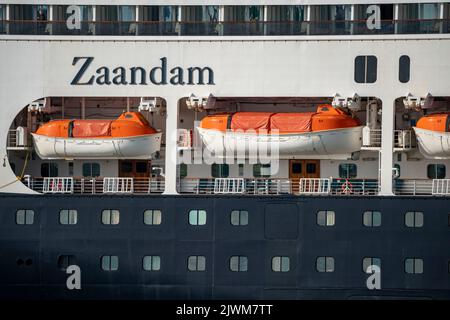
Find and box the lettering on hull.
[71,57,215,86]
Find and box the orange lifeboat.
[31,112,162,159]
[414,113,450,159]
[197,105,363,158]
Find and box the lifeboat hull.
[413,127,450,159]
[31,132,162,160]
[197,126,363,159]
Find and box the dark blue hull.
[0,194,449,300]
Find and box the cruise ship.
[1,0,450,300]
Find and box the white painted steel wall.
[1,36,450,194]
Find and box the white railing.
[213,178,245,194]
[362,128,382,148]
[394,179,433,195]
[432,179,450,195]
[394,130,414,149]
[7,127,31,150]
[103,177,134,194]
[42,177,74,194]
[299,178,331,195]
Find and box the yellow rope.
[0,150,30,190]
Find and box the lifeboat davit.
[32,112,162,159]
[413,113,450,159]
[197,105,362,158]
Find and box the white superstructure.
[1,1,450,197]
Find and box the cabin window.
[17,258,33,267]
[143,256,161,271]
[238,164,244,176]
[316,257,335,272]
[101,255,119,271]
[189,210,207,225]
[58,255,77,271]
[120,161,133,174]
[41,163,58,177]
[399,55,410,83]
[82,163,100,177]
[101,209,120,225]
[354,55,377,83]
[179,163,188,178]
[136,161,148,174]
[363,211,381,227]
[405,258,423,274]
[317,210,335,226]
[59,209,78,225]
[188,255,206,271]
[363,257,381,273]
[291,163,302,174]
[143,210,162,225]
[16,209,34,225]
[230,210,248,226]
[253,163,271,177]
[405,211,423,228]
[339,164,357,178]
[230,256,248,272]
[272,256,290,272]
[427,164,446,179]
[68,162,74,176]
[211,163,229,178]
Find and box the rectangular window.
[179,163,188,178]
[253,163,271,177]
[143,210,162,225]
[230,210,248,226]
[211,163,229,178]
[317,210,335,226]
[399,55,410,83]
[238,164,244,177]
[363,257,381,273]
[427,164,446,179]
[272,256,290,272]
[59,209,78,225]
[101,255,119,271]
[135,161,148,174]
[316,256,334,272]
[363,211,381,227]
[58,255,77,271]
[82,163,100,177]
[101,210,120,225]
[405,211,424,228]
[143,255,161,271]
[405,258,423,274]
[189,209,207,225]
[41,163,58,177]
[16,209,34,225]
[354,55,377,83]
[230,256,248,272]
[339,164,357,178]
[188,255,206,271]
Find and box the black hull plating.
[0,194,449,300]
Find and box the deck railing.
[25,177,165,195]
[180,178,378,196]
[394,179,434,195]
[1,19,449,36]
